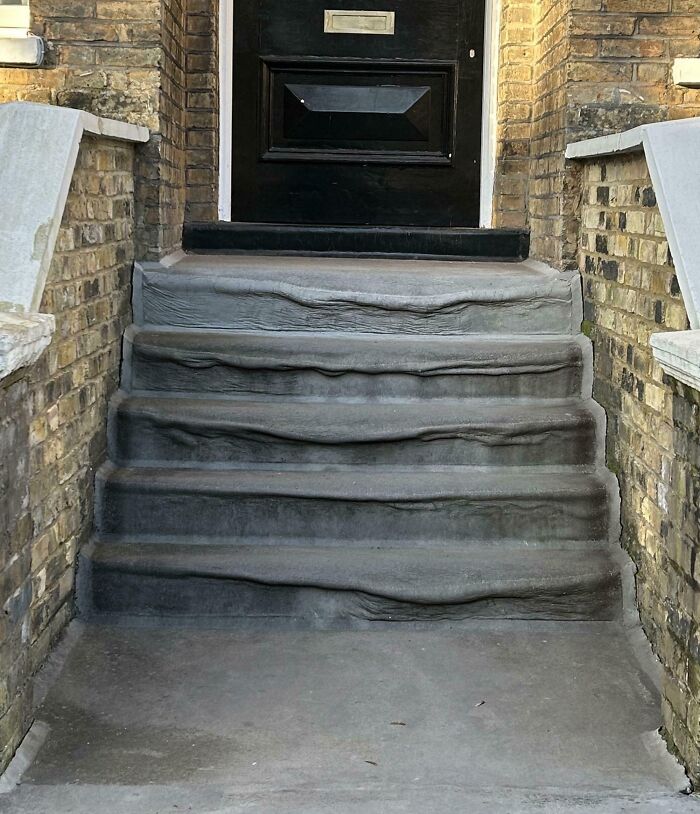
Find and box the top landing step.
[183,222,530,262]
[136,256,579,335]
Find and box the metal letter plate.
[324,10,396,35]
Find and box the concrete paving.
[1,619,699,813]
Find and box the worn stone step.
[96,466,612,544]
[85,542,620,623]
[136,256,578,335]
[125,327,588,399]
[110,395,600,467]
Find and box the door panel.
[232,0,485,226]
[264,60,454,162]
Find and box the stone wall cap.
[0,308,54,380]
[673,58,700,89]
[651,330,700,392]
[0,101,149,143]
[0,101,147,319]
[566,117,700,331]
[565,118,700,160]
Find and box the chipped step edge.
[0,720,50,794]
[0,307,54,381]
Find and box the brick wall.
[569,0,700,143]
[0,0,189,259]
[0,135,135,773]
[0,375,33,772]
[492,0,535,230]
[185,0,219,223]
[577,150,700,781]
[157,0,188,256]
[529,0,700,268]
[500,0,700,246]
[528,0,572,264]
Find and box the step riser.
[132,365,585,401]
[127,352,585,401]
[97,486,610,543]
[112,413,598,467]
[138,275,575,335]
[182,223,530,261]
[88,567,620,624]
[125,329,589,401]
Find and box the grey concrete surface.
[1,619,698,813]
[124,327,587,400]
[136,256,578,334]
[93,254,616,625]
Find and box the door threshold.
[183,222,530,261]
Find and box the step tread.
[139,258,576,335]
[148,255,572,305]
[102,465,608,500]
[129,327,584,373]
[115,394,596,441]
[90,541,618,605]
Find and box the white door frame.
[218,0,501,226]
[479,0,501,228]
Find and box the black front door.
[231,1,485,227]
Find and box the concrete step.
[96,466,612,544]
[125,327,588,399]
[137,256,578,335]
[86,542,620,623]
[110,395,600,467]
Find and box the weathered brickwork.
[577,151,700,781]
[492,0,535,229]
[0,375,33,772]
[185,0,219,223]
[0,136,135,773]
[569,0,700,142]
[528,0,572,264]
[153,0,188,256]
[3,1,699,243]
[0,0,186,259]
[529,0,700,267]
[482,0,700,242]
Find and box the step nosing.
[117,394,594,415]
[101,466,608,499]
[145,274,570,306]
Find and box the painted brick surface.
[0,135,134,773]
[578,151,700,781]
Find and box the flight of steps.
[84,254,621,626]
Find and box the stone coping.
[673,58,700,89]
[0,307,54,380]
[650,331,700,393]
[567,118,700,391]
[0,102,148,381]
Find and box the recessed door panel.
[231,0,485,226]
[263,60,454,163]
